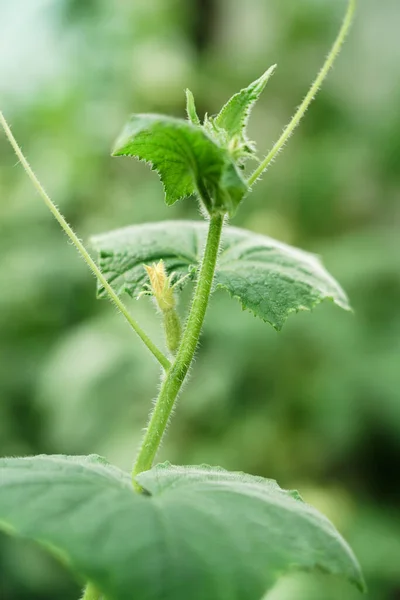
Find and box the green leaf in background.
[0,456,364,600]
[92,221,350,330]
[112,114,248,216]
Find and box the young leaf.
[92,221,350,330]
[185,89,201,125]
[0,456,364,600]
[112,114,247,216]
[214,64,276,143]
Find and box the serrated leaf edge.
[214,64,276,139]
[137,462,365,592]
[0,456,365,594]
[112,115,238,207]
[216,280,351,332]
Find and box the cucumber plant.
[0,1,365,599]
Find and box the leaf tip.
[111,138,126,157]
[252,63,277,93]
[185,88,201,126]
[264,63,277,78]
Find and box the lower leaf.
[0,455,364,600]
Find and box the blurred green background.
[0,0,399,598]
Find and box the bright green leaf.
[0,456,364,600]
[112,114,247,216]
[215,64,276,141]
[202,65,276,165]
[92,221,350,330]
[185,89,201,125]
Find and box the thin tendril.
[247,0,357,187]
[0,110,171,370]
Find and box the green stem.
[247,0,357,186]
[132,213,224,482]
[163,308,182,354]
[0,110,170,371]
[81,582,101,600]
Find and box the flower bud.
[144,261,175,313]
[144,261,182,354]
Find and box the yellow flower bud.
[144,261,175,312]
[144,260,182,354]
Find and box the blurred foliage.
[0,0,399,599]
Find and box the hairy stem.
[247,0,357,186]
[132,214,224,482]
[0,111,170,371]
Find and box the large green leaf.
[112,114,247,216]
[0,456,364,600]
[92,221,350,330]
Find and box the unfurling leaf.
[0,456,364,600]
[92,221,351,330]
[185,89,201,125]
[203,65,276,165]
[215,64,276,142]
[112,114,247,216]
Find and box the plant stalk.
[132,213,224,483]
[0,111,170,371]
[247,0,357,186]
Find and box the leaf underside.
[0,456,364,600]
[112,114,247,216]
[91,221,350,330]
